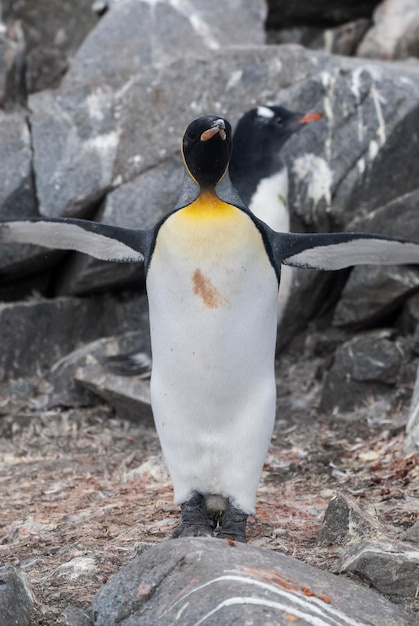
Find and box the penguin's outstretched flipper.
[0,217,148,262]
[274,231,419,271]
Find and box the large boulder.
[0,111,36,221]
[64,0,267,89]
[92,536,415,625]
[0,564,34,626]
[2,0,99,93]
[320,331,407,413]
[0,293,147,381]
[0,26,26,108]
[357,0,419,60]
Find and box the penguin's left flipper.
[0,217,149,262]
[274,231,419,271]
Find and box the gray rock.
[399,293,419,355]
[57,605,93,626]
[0,292,148,381]
[343,106,419,233]
[56,556,97,581]
[74,366,152,425]
[267,19,371,56]
[2,0,98,93]
[357,0,419,60]
[92,536,414,625]
[283,61,419,231]
[0,110,56,278]
[399,292,419,334]
[335,539,419,598]
[57,157,182,295]
[333,265,419,328]
[0,271,52,302]
[0,564,34,626]
[321,331,405,413]
[0,26,26,109]
[276,269,340,350]
[0,111,36,221]
[323,19,371,55]
[405,521,419,544]
[349,186,419,239]
[64,0,267,89]
[405,363,419,451]
[266,25,325,48]
[47,329,150,408]
[317,491,385,546]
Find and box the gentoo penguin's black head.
[229,105,323,204]
[182,116,233,189]
[234,105,322,153]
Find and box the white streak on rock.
[350,67,366,142]
[170,0,220,49]
[293,154,333,209]
[163,573,367,626]
[368,139,379,160]
[321,71,335,161]
[86,90,107,122]
[226,70,243,91]
[370,83,387,146]
[83,130,119,186]
[406,364,419,451]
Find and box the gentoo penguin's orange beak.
[297,112,323,125]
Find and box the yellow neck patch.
[180,190,237,221]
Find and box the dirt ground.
[0,339,418,624]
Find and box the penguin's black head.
[182,116,233,189]
[237,105,323,151]
[229,105,323,200]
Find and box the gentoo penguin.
[230,104,322,229]
[2,116,419,541]
[230,104,323,326]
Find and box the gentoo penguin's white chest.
[146,192,279,513]
[249,166,289,233]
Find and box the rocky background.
[0,0,419,624]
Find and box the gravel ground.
[1,334,418,624]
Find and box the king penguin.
[107,104,322,376]
[2,115,419,541]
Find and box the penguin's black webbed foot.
[216,501,248,543]
[171,492,215,539]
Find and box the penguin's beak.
[200,119,227,142]
[296,112,323,125]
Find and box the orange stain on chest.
[192,268,228,309]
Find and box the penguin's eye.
[275,117,283,126]
[187,131,197,140]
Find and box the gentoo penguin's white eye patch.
[257,106,275,119]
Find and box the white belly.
[249,168,293,326]
[146,203,278,513]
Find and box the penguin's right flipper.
[273,231,419,271]
[0,217,150,262]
